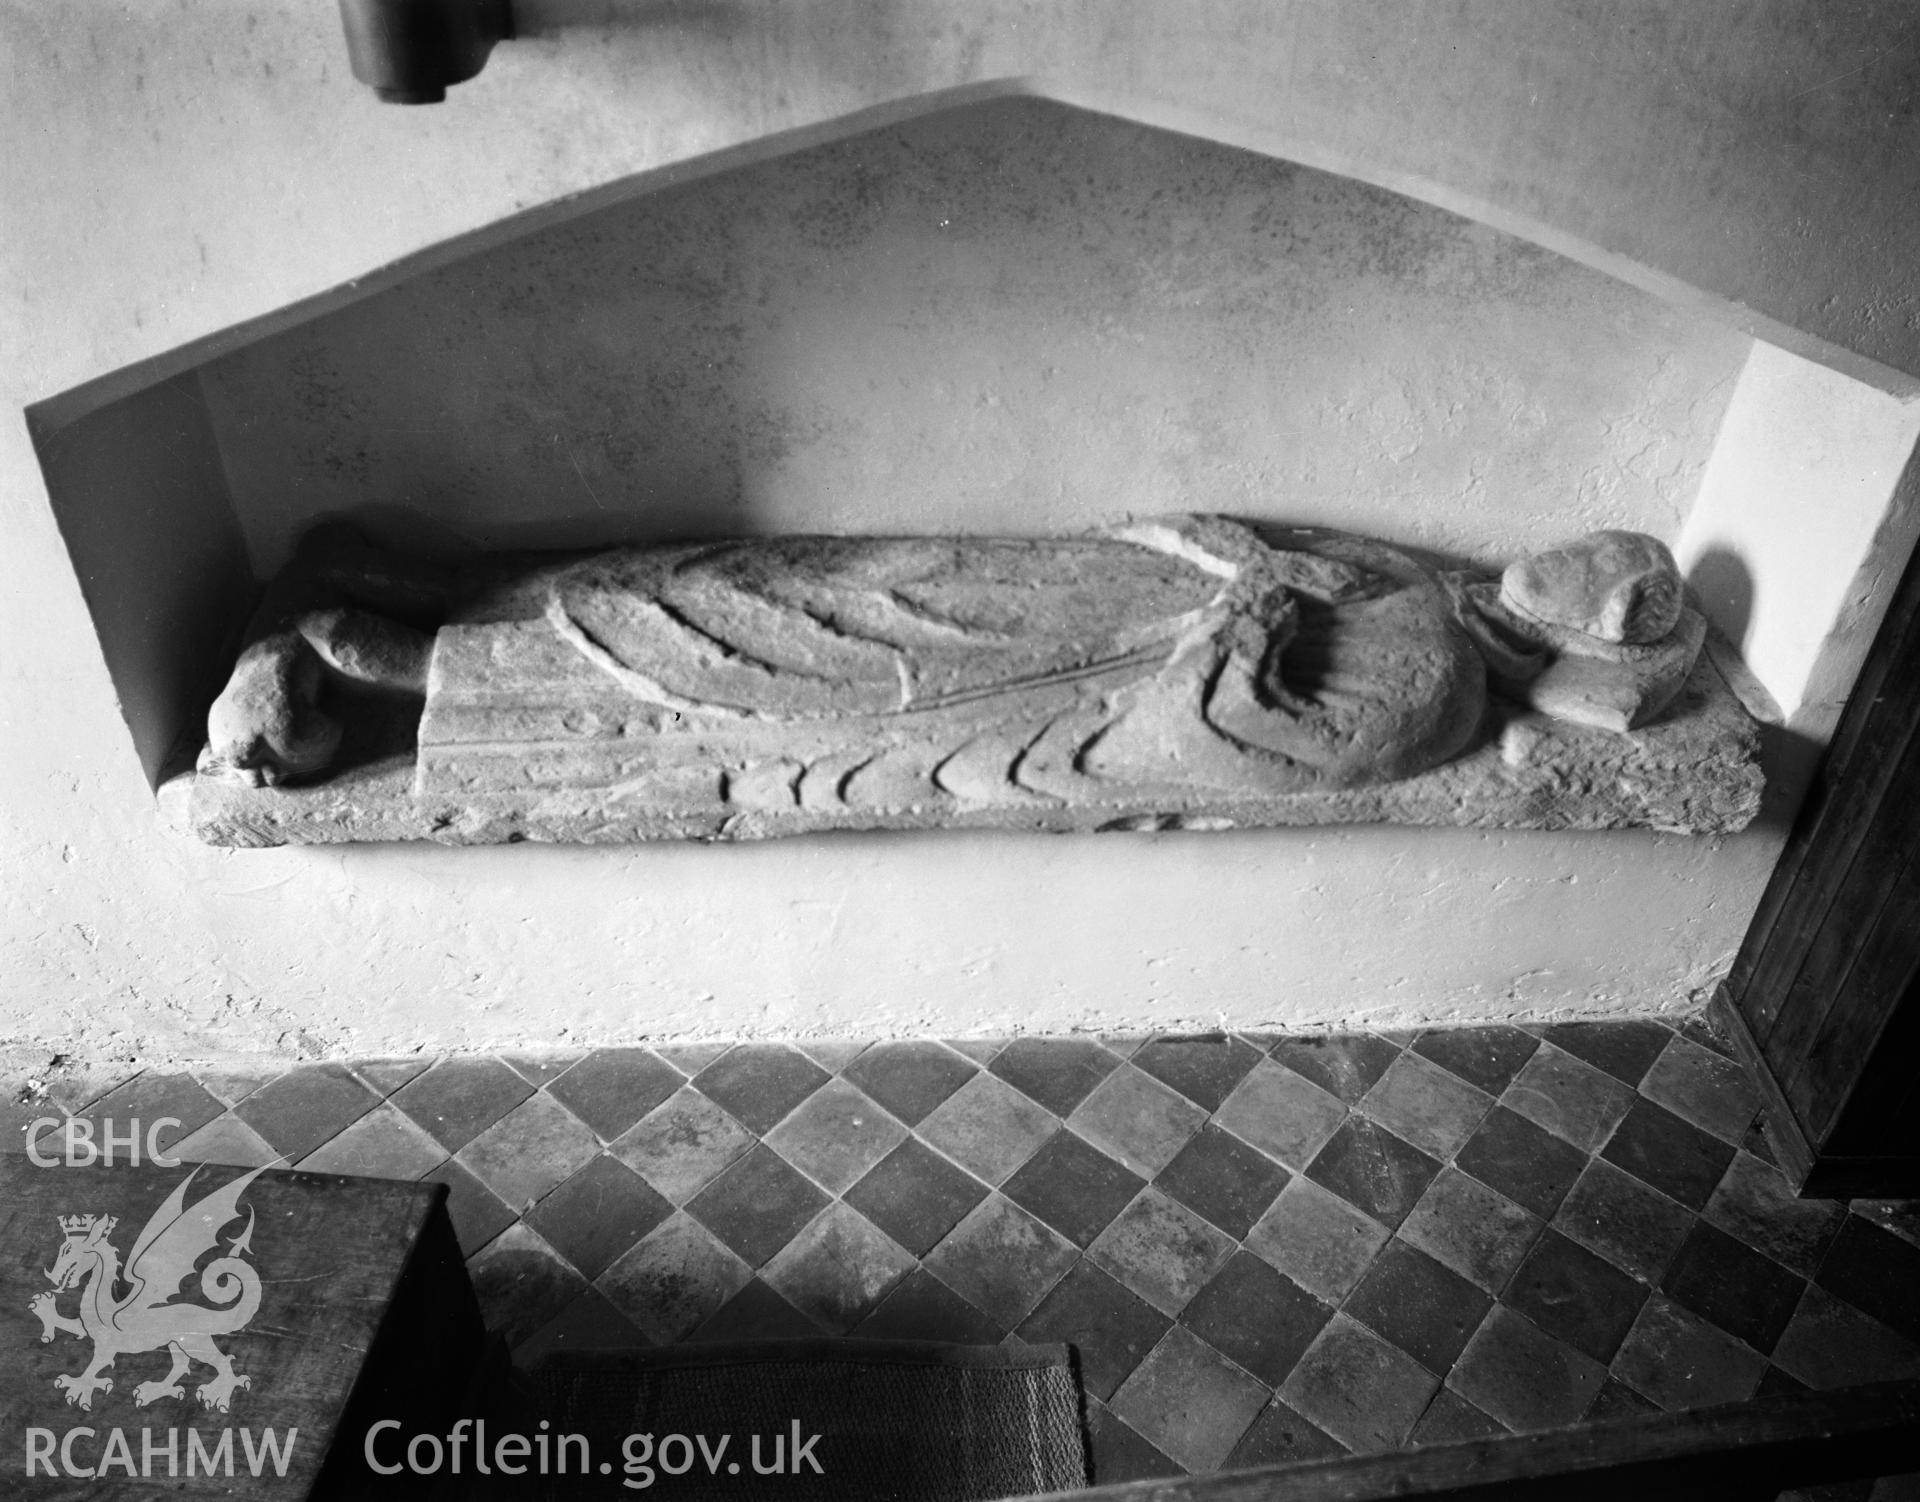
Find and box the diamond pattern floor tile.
[841,1040,976,1125]
[1111,1325,1271,1472]
[522,1153,674,1280]
[297,1101,448,1179]
[61,1019,1920,1486]
[70,1071,225,1159]
[547,1048,684,1140]
[1070,1064,1209,1178]
[392,1056,535,1151]
[232,1063,382,1160]
[613,1086,755,1203]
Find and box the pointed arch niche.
[25,89,1920,1039]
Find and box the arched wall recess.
[17,80,1920,1047]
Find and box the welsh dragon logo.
[28,1164,267,1413]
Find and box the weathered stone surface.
[1468,582,1707,733]
[1499,531,1683,644]
[186,645,1763,845]
[186,517,1763,846]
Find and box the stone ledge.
[186,649,1762,848]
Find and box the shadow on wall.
[1689,544,1756,655]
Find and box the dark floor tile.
[391,1056,535,1152]
[1089,1187,1236,1318]
[761,1077,906,1195]
[1602,1097,1736,1211]
[351,1057,434,1095]
[523,1153,674,1281]
[1110,1327,1270,1472]
[1086,1399,1184,1486]
[499,1051,586,1087]
[1131,1034,1263,1111]
[1757,1363,1813,1399]
[467,1224,592,1349]
[1409,1388,1507,1445]
[233,1063,382,1160]
[1540,1020,1670,1087]
[1345,1240,1492,1374]
[685,1143,830,1268]
[71,1071,225,1160]
[762,1202,916,1334]
[1399,1167,1544,1292]
[1181,1251,1333,1387]
[1704,1153,1847,1279]
[1411,1025,1540,1095]
[990,1037,1121,1117]
[1447,1306,1607,1433]
[1662,1220,1806,1355]
[688,1277,823,1342]
[1451,1104,1586,1220]
[691,1045,830,1135]
[1154,1122,1289,1239]
[1585,1376,1661,1423]
[922,1194,1078,1329]
[597,1213,753,1344]
[1278,1314,1439,1453]
[1504,1229,1650,1364]
[1358,1051,1494,1160]
[514,1285,649,1364]
[1500,1043,1636,1154]
[1742,1113,1780,1166]
[1270,1033,1402,1104]
[1224,1398,1347,1466]
[1639,1035,1761,1145]
[1019,1261,1172,1401]
[941,1037,1007,1066]
[1305,1116,1441,1230]
[1771,1284,1920,1390]
[1612,1294,1766,1409]
[1003,1129,1144,1246]
[1814,1214,1920,1345]
[845,1138,989,1256]
[841,1040,976,1126]
[547,1048,684,1140]
[1244,1176,1392,1305]
[857,1267,1005,1346]
[422,1155,519,1256]
[1554,1157,1696,1284]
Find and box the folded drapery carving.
[188,517,1757,845]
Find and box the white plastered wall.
[5,3,1920,1066]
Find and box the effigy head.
[1499,530,1683,645]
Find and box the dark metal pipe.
[337,0,514,105]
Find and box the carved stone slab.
[187,650,1761,846]
[184,519,1764,846]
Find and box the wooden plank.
[1038,1381,1920,1502]
[1824,964,1920,1170]
[1713,982,1820,1191]
[1732,536,1920,1040]
[0,1159,451,1499]
[1762,721,1920,1105]
[1790,852,1920,1141]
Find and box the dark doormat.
[481,1339,1087,1500]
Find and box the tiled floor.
[7,1018,1920,1489]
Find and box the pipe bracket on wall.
[338,0,514,105]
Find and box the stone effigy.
[186,516,1761,846]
